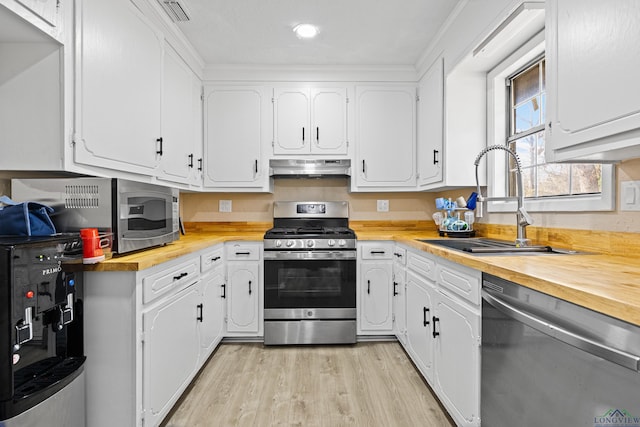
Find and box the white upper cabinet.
[0,0,62,41]
[203,85,271,191]
[546,0,640,162]
[74,0,163,175]
[273,87,348,156]
[157,42,202,187]
[417,56,444,187]
[354,85,416,190]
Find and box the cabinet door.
[355,86,416,188]
[392,263,407,345]
[359,262,393,333]
[226,262,259,334]
[405,272,435,384]
[273,88,310,155]
[417,57,444,187]
[546,0,640,161]
[75,0,162,175]
[157,43,200,186]
[142,283,201,426]
[199,268,225,360]
[310,88,348,155]
[433,291,480,427]
[203,86,268,188]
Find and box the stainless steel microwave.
[11,178,180,254]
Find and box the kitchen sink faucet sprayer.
[474,145,533,247]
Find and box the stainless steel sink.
[417,238,582,255]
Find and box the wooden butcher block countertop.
[82,221,640,327]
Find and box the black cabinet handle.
[221,283,226,299]
[370,250,386,255]
[198,158,203,171]
[254,159,258,174]
[197,303,203,322]
[367,279,371,294]
[235,251,251,256]
[210,256,221,262]
[248,280,252,295]
[432,316,440,338]
[393,281,398,296]
[362,159,366,173]
[423,307,430,327]
[316,127,319,141]
[156,137,163,156]
[173,272,188,281]
[302,127,305,143]
[433,149,439,165]
[188,153,194,168]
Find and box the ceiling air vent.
[158,0,190,22]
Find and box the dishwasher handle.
[482,288,640,372]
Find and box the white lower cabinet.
[142,282,201,427]
[405,270,436,384]
[358,242,394,334]
[199,265,226,358]
[402,246,481,427]
[225,242,263,336]
[432,289,480,427]
[83,243,229,427]
[392,261,407,345]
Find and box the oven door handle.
[482,288,640,372]
[263,251,356,260]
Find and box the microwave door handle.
[482,289,640,372]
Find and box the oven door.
[264,250,356,317]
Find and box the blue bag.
[0,195,56,236]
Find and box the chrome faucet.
[474,145,533,247]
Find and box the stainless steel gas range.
[263,201,357,345]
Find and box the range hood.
[269,159,351,178]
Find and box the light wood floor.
[162,342,454,427]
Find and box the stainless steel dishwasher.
[481,274,640,427]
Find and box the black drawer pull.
[197,304,203,322]
[423,307,430,327]
[248,280,252,295]
[210,256,221,262]
[173,272,188,281]
[198,158,203,171]
[188,153,194,168]
[393,281,398,296]
[235,251,251,256]
[221,283,226,299]
[367,280,371,294]
[156,137,163,155]
[370,251,386,255]
[433,149,439,165]
[432,316,440,338]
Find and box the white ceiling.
[175,0,461,66]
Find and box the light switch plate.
[219,200,232,213]
[377,200,389,212]
[621,181,640,211]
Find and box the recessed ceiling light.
[293,24,319,39]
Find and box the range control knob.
[275,240,282,248]
[338,239,346,247]
[327,239,336,247]
[306,240,315,248]
[286,240,295,248]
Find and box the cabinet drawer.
[360,242,394,260]
[393,246,407,265]
[407,251,436,282]
[436,258,481,306]
[143,258,200,304]
[201,246,224,273]
[226,242,261,261]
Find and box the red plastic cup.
[80,228,105,263]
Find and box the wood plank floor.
[162,342,455,427]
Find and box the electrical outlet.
[377,200,389,212]
[219,200,232,213]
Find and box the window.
[507,58,602,199]
[486,31,614,213]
